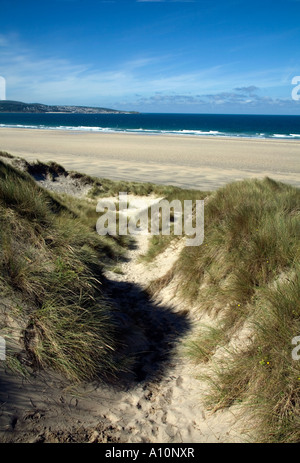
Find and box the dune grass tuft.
[168,177,300,442]
[0,160,126,382]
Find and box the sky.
[0,0,300,114]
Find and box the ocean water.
[1,113,300,139]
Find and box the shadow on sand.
[0,275,191,442]
[104,275,192,387]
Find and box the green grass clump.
[0,160,125,382]
[210,267,300,442]
[177,178,299,315]
[170,177,300,442]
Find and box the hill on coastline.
[0,100,138,114]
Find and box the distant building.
[0,76,6,100]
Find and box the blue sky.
[0,0,300,114]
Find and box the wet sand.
[0,128,299,190]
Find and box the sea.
[0,113,300,139]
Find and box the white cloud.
[0,35,227,103]
[127,88,300,113]
[0,33,297,113]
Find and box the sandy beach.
[0,128,299,190]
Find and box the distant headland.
[0,100,139,114]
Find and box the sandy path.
[101,230,251,443]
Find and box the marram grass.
[0,159,124,382]
[170,177,300,442]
